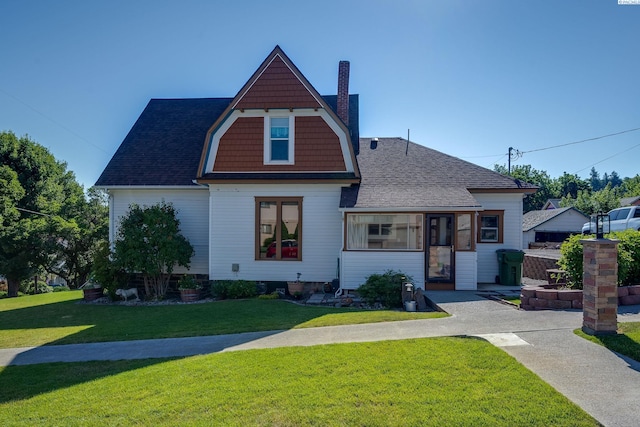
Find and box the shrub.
[557,234,585,288]
[558,230,640,289]
[52,285,71,292]
[20,279,50,294]
[358,270,413,308]
[258,291,280,300]
[113,202,194,299]
[177,275,201,290]
[612,229,640,285]
[211,280,257,299]
[91,241,127,300]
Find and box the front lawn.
[0,291,446,348]
[575,322,640,362]
[0,337,597,426]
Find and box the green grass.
[575,322,640,362]
[500,296,521,306]
[0,291,446,348]
[0,337,598,426]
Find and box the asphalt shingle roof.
[96,98,232,187]
[522,207,574,231]
[96,95,359,187]
[340,137,536,209]
[620,196,640,206]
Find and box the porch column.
[581,238,619,335]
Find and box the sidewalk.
[1,291,639,426]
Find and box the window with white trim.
[264,116,294,164]
[477,211,504,243]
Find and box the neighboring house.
[96,46,535,292]
[522,207,588,249]
[620,196,640,207]
[542,199,562,210]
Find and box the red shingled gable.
[235,55,321,110]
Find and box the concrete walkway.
[1,291,639,426]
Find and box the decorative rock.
[415,289,428,311]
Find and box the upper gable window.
[264,116,294,165]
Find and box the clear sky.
[1,0,639,189]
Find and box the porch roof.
[341,137,536,210]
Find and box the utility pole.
[508,147,513,175]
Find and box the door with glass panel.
[426,215,454,283]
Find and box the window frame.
[255,197,302,261]
[477,210,504,244]
[455,213,474,251]
[264,115,295,165]
[345,213,423,251]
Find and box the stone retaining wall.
[520,284,640,311]
[523,253,559,281]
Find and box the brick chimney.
[337,61,350,126]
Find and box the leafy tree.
[494,164,554,212]
[560,184,619,215]
[607,171,623,189]
[44,187,109,288]
[620,175,640,198]
[589,167,602,192]
[556,172,589,200]
[113,202,194,299]
[0,132,75,297]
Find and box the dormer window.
[264,115,294,164]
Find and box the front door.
[426,214,455,284]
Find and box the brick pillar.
[581,238,619,335]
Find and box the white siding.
[473,192,524,283]
[109,188,210,274]
[536,210,588,232]
[523,230,536,249]
[455,251,477,290]
[209,184,343,283]
[340,251,424,290]
[523,210,588,249]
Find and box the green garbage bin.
[496,249,525,286]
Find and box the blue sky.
[1,0,639,189]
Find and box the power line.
[574,141,640,174]
[485,154,507,169]
[462,127,640,162]
[520,127,640,154]
[0,87,110,154]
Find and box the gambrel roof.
[96,46,359,187]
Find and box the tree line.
[494,164,640,214]
[0,131,108,297]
